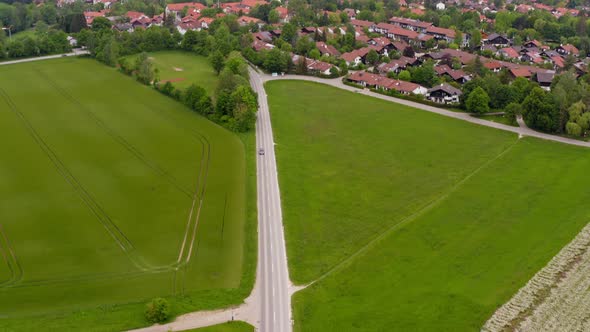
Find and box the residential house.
[316,41,340,57]
[341,47,371,66]
[535,72,554,90]
[166,2,206,21]
[556,44,579,57]
[388,16,432,32]
[485,33,511,47]
[427,83,462,104]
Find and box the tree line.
[78,16,257,132]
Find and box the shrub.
[145,298,170,324]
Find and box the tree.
[91,17,111,32]
[470,29,481,51]
[566,121,582,136]
[230,85,258,131]
[504,102,521,124]
[398,70,411,81]
[308,48,320,59]
[296,56,307,74]
[145,298,170,324]
[366,49,379,66]
[210,50,225,74]
[134,52,155,84]
[268,9,279,24]
[263,48,287,73]
[522,87,559,132]
[466,87,490,114]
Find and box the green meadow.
[266,80,590,331]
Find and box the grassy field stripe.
[221,193,228,239]
[308,138,520,287]
[33,67,193,198]
[0,87,154,272]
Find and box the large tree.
[522,87,559,133]
[466,87,490,114]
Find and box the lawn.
[0,57,255,331]
[473,113,518,127]
[126,51,218,94]
[185,321,254,332]
[266,81,590,331]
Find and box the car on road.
[258,148,265,155]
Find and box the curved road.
[260,73,590,148]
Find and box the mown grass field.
[0,57,255,331]
[266,80,590,331]
[126,51,218,93]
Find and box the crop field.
[126,51,218,93]
[266,81,590,331]
[0,57,252,331]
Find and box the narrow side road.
[0,50,89,66]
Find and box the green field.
[473,113,518,127]
[186,321,254,332]
[127,51,218,94]
[266,81,590,331]
[0,57,255,331]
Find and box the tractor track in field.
[0,98,213,291]
[0,87,154,273]
[33,67,194,198]
[0,223,23,287]
[136,101,213,295]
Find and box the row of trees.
[0,25,70,59]
[461,69,590,137]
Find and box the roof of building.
[428,83,462,95]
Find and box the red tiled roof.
[510,68,532,78]
[167,2,206,12]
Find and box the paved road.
[0,50,89,66]
[250,68,293,332]
[261,73,590,148]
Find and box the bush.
[145,298,170,324]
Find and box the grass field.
[473,113,518,127]
[126,51,218,94]
[186,321,254,332]
[266,81,590,331]
[0,57,255,331]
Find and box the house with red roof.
[347,71,426,95]
[374,23,418,42]
[509,67,532,79]
[497,47,520,60]
[238,15,263,28]
[316,42,340,57]
[556,44,579,56]
[341,48,371,66]
[274,7,289,23]
[166,2,206,21]
[84,10,108,25]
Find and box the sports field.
[0,57,253,331]
[126,51,218,93]
[266,81,590,331]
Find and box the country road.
[249,67,293,332]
